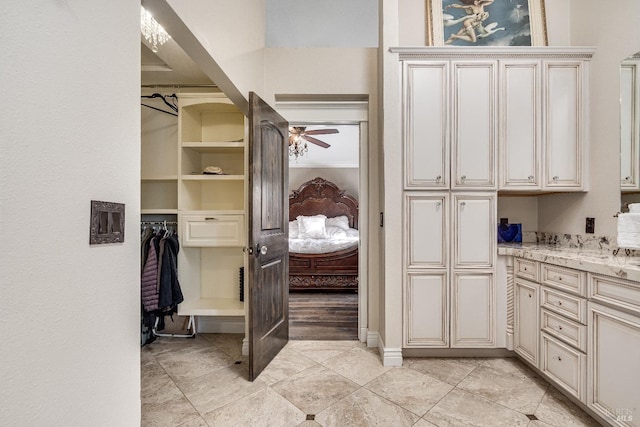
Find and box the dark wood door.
[248,92,289,381]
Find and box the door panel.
[248,92,289,381]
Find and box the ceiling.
[141,37,214,86]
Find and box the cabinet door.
[405,193,448,268]
[499,61,541,190]
[404,61,449,189]
[404,272,449,347]
[451,61,497,189]
[543,61,586,190]
[514,278,540,367]
[621,63,640,190]
[451,272,495,348]
[588,302,640,425]
[453,193,495,269]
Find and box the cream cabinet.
[451,61,497,190]
[500,58,590,191]
[402,59,496,190]
[403,192,496,348]
[514,277,540,368]
[399,48,593,194]
[403,61,450,189]
[453,193,495,269]
[499,60,541,190]
[588,273,640,427]
[177,94,247,318]
[543,60,588,190]
[405,272,449,347]
[451,272,495,347]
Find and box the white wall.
[0,2,141,425]
[538,0,640,237]
[290,168,360,199]
[166,0,267,103]
[266,0,378,48]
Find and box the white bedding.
[289,215,359,254]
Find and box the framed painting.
[426,0,547,47]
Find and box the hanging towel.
[629,203,640,213]
[617,213,640,250]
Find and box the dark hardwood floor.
[289,292,358,340]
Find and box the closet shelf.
[181,174,245,181]
[141,209,178,215]
[182,141,244,150]
[141,175,178,181]
[178,297,245,316]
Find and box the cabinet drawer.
[182,214,244,247]
[540,263,586,297]
[541,287,587,324]
[515,258,538,281]
[541,332,586,401]
[589,273,640,315]
[541,308,587,352]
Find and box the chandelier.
[288,129,308,159]
[140,6,171,53]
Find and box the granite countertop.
[498,243,640,283]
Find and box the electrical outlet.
[586,217,595,234]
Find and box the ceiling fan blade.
[303,129,339,135]
[304,135,331,148]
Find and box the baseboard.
[196,316,245,334]
[402,348,515,358]
[377,334,403,367]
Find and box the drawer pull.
[523,267,528,271]
[205,217,218,221]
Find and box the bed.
[288,177,359,292]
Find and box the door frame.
[274,97,369,342]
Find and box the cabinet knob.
[528,293,532,298]
[523,267,527,271]
[436,175,442,183]
[557,356,562,362]
[626,176,632,182]
[558,326,563,330]
[460,201,466,207]
[436,201,442,208]
[528,175,534,181]
[557,301,562,306]
[553,176,559,181]
[460,175,467,182]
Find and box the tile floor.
[141,334,601,427]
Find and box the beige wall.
[290,168,360,200]
[1,1,141,424]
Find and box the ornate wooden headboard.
[289,177,359,229]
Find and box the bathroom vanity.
[499,244,640,427]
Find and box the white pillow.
[326,215,350,230]
[297,214,327,239]
[289,220,299,238]
[325,226,348,239]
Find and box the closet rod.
[141,221,178,226]
[141,84,218,88]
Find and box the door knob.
[256,244,268,256]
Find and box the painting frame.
[426,0,548,47]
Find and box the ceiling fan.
[288,126,339,149]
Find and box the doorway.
[287,123,360,340]
[277,99,369,342]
